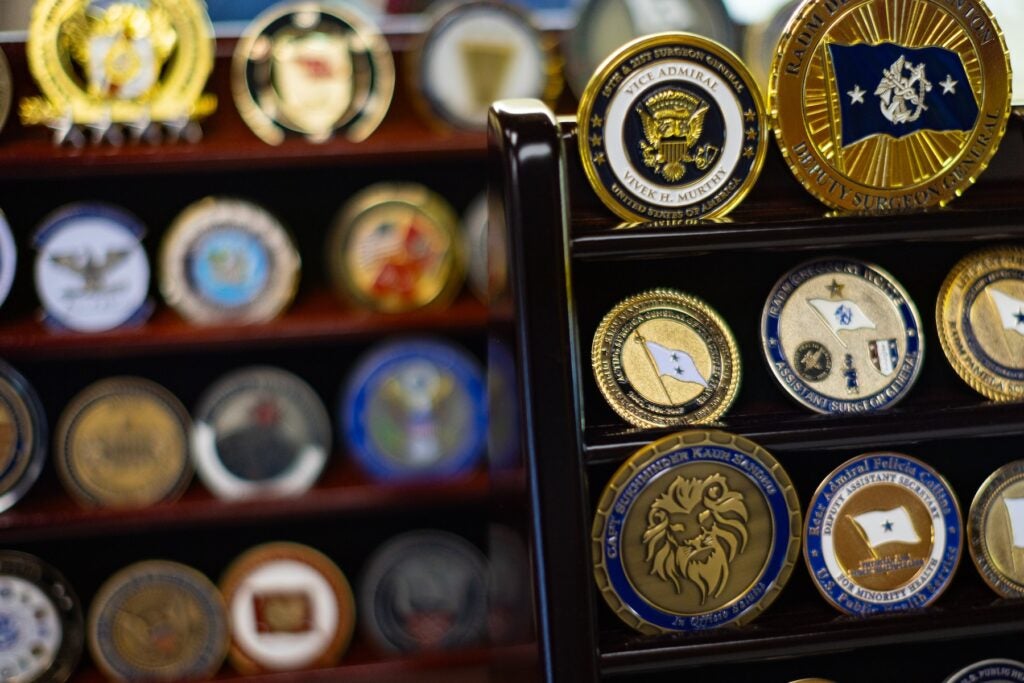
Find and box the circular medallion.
[770,0,1011,211]
[565,0,738,98]
[359,530,488,652]
[411,1,561,131]
[327,184,464,314]
[0,48,11,135]
[341,338,486,481]
[591,289,741,428]
[461,192,489,304]
[21,0,216,128]
[160,198,301,325]
[742,0,800,95]
[805,452,962,615]
[762,258,924,414]
[968,460,1024,598]
[220,542,355,673]
[232,1,395,145]
[577,32,768,222]
[193,366,331,500]
[0,210,17,310]
[0,362,46,515]
[592,430,801,633]
[88,560,228,682]
[0,551,83,683]
[936,246,1024,401]
[944,659,1024,683]
[33,203,152,333]
[55,377,192,509]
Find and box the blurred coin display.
[221,542,356,673]
[0,361,46,514]
[33,203,152,332]
[0,48,10,135]
[0,551,83,683]
[55,377,192,508]
[341,338,486,481]
[486,524,533,644]
[233,1,395,144]
[461,192,489,304]
[410,1,561,131]
[161,198,301,325]
[88,560,228,682]
[360,530,488,652]
[565,0,738,97]
[328,183,464,314]
[0,209,16,310]
[193,367,332,500]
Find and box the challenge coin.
[591,289,741,428]
[770,0,1011,211]
[0,210,16,310]
[359,530,488,652]
[0,551,83,683]
[33,203,152,332]
[327,183,464,314]
[233,1,395,145]
[88,560,228,682]
[762,258,924,414]
[968,460,1024,598]
[936,247,1024,401]
[805,452,962,615]
[462,192,489,304]
[0,362,47,514]
[945,659,1024,683]
[341,338,486,481]
[55,377,192,509]
[592,430,801,633]
[21,0,217,136]
[0,48,11,135]
[193,367,332,500]
[410,1,561,131]
[577,32,768,222]
[565,0,738,98]
[160,198,301,325]
[220,542,355,673]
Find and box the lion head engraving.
[642,473,749,603]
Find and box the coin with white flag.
[805,452,962,615]
[969,460,1024,598]
[762,258,923,414]
[937,247,1024,402]
[592,289,741,428]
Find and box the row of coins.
[0,183,491,333]
[592,247,1024,428]
[575,0,1013,221]
[0,337,489,512]
[0,529,511,681]
[592,430,1024,633]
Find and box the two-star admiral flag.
[851,507,922,548]
[988,288,1024,337]
[644,340,708,387]
[827,42,979,146]
[807,299,877,334]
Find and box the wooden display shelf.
[0,460,490,543]
[0,291,488,359]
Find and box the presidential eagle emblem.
[638,88,719,182]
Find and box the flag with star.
[644,340,708,387]
[807,298,876,334]
[987,288,1024,337]
[826,42,979,147]
[850,506,921,548]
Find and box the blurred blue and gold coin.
[770,0,1011,211]
[359,530,488,652]
[592,430,801,634]
[968,459,1024,598]
[0,362,46,515]
[160,198,301,325]
[944,659,1024,683]
[577,32,768,222]
[341,338,486,481]
[233,1,395,145]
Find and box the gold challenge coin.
[969,460,1024,598]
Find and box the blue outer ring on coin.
[959,266,1024,384]
[593,430,801,633]
[576,32,767,222]
[761,257,923,414]
[944,659,1024,683]
[0,361,47,514]
[341,338,486,481]
[804,453,962,615]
